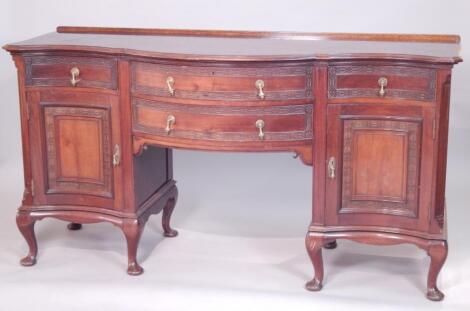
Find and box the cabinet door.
[325,104,435,231]
[28,91,122,210]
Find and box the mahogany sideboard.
[3,26,462,301]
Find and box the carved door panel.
[325,104,436,231]
[28,90,123,210]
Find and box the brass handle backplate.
[327,157,336,179]
[113,144,121,167]
[378,77,388,97]
[70,67,80,87]
[165,115,176,134]
[255,79,265,99]
[255,119,265,140]
[166,76,175,96]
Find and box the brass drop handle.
[113,144,121,167]
[327,157,336,179]
[255,79,265,99]
[255,119,265,140]
[70,67,81,87]
[165,115,176,134]
[166,76,175,96]
[378,77,388,97]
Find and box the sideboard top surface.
[3,26,462,64]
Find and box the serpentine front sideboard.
[3,26,462,301]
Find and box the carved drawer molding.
[132,98,313,142]
[131,62,313,101]
[25,55,118,89]
[328,65,437,101]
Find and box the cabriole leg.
[121,219,145,276]
[426,240,448,301]
[305,233,325,291]
[162,190,178,237]
[16,212,38,266]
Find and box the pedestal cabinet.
[11,53,179,275]
[4,26,461,301]
[325,103,434,230]
[27,91,122,209]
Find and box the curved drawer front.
[25,55,118,89]
[131,62,313,102]
[328,64,437,101]
[132,99,313,142]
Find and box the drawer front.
[131,62,313,101]
[25,56,118,89]
[132,99,313,142]
[328,64,437,101]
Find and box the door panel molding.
[340,116,422,217]
[43,105,113,198]
[325,103,433,232]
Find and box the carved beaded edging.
[132,99,313,142]
[135,63,310,76]
[340,118,421,217]
[328,65,437,101]
[44,106,113,197]
[131,63,313,101]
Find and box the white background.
[0,1,469,310]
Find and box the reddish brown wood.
[328,63,437,101]
[4,27,461,300]
[4,28,462,64]
[132,62,312,101]
[306,231,448,301]
[133,99,312,143]
[117,60,137,214]
[311,65,328,226]
[24,55,118,89]
[426,241,448,301]
[11,56,180,273]
[305,234,326,291]
[14,181,178,274]
[340,116,420,216]
[11,56,34,207]
[433,70,453,232]
[44,105,113,197]
[132,135,312,166]
[16,212,37,266]
[162,189,178,237]
[121,218,145,275]
[325,103,434,232]
[56,26,461,43]
[27,90,121,209]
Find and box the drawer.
[25,56,118,89]
[131,62,313,101]
[328,64,437,101]
[132,99,313,142]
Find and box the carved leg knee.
[162,193,178,237]
[16,212,38,266]
[305,234,325,291]
[426,241,448,301]
[121,219,145,276]
[67,223,82,230]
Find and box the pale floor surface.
[0,129,469,311]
